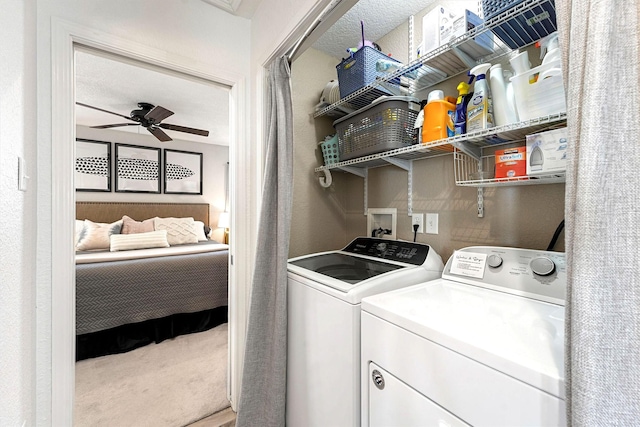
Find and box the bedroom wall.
[75,126,230,242]
[36,1,250,424]
[0,1,37,426]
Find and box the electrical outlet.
[411,213,424,233]
[426,213,439,234]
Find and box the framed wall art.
[75,138,111,192]
[164,149,203,195]
[115,143,161,193]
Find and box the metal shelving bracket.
[337,165,366,178]
[383,158,414,216]
[336,166,368,215]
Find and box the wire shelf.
[315,112,566,173]
[313,0,557,119]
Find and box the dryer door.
[367,363,469,427]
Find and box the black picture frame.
[115,143,161,194]
[163,149,203,195]
[75,138,111,192]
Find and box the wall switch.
[411,213,424,234]
[426,213,439,234]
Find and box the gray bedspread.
[76,246,228,335]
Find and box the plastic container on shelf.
[336,46,401,99]
[319,135,340,166]
[482,0,557,49]
[333,96,421,161]
[509,58,566,121]
[422,90,456,144]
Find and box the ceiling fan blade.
[147,126,172,142]
[76,102,135,121]
[144,105,174,123]
[91,123,140,129]
[159,123,210,137]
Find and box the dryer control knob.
[487,254,503,268]
[530,257,555,276]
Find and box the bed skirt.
[76,306,228,361]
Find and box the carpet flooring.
[75,323,230,427]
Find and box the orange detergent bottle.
[422,90,456,145]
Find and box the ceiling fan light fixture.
[77,101,210,142]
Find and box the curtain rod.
[286,0,347,63]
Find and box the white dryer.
[361,246,567,427]
[286,237,444,427]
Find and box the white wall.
[0,1,37,425]
[35,1,250,424]
[75,126,230,242]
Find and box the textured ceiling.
[75,48,230,146]
[312,0,438,59]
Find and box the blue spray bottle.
[454,75,474,135]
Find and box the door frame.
[50,18,249,424]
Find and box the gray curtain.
[236,56,293,427]
[557,1,640,424]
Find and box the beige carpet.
[75,323,230,427]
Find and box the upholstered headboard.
[76,202,210,225]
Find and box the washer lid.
[362,278,565,399]
[288,252,404,284]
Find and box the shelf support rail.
[383,158,414,216]
[334,166,368,215]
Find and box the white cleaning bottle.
[489,63,518,126]
[467,63,494,132]
[536,32,560,65]
[509,49,530,76]
[503,68,519,122]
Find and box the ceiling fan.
[76,101,210,142]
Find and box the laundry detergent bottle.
[489,63,518,126]
[466,63,494,133]
[454,80,472,135]
[422,89,456,144]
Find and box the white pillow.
[76,219,123,251]
[75,220,85,245]
[193,220,208,241]
[110,230,169,252]
[154,217,198,245]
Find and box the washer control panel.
[343,237,430,266]
[442,246,566,305]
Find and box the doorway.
[50,20,249,424]
[73,45,232,423]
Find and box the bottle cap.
[427,90,444,103]
[456,81,469,96]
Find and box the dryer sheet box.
[526,127,568,176]
[495,146,526,178]
[422,5,494,59]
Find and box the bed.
[75,202,229,360]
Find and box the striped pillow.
[110,230,169,252]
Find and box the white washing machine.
[286,237,444,427]
[361,246,567,427]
